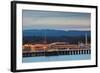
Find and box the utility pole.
[85,33,88,45]
[44,31,47,44]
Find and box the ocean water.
[22,54,91,63]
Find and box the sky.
[22,10,91,31]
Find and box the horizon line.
[23,29,91,31]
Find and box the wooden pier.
[23,49,91,57]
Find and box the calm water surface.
[22,54,91,63]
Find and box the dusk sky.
[22,10,91,31]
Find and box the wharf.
[23,49,91,57]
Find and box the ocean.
[22,54,91,63]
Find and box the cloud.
[23,17,90,30]
[22,10,91,30]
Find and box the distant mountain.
[23,29,90,37]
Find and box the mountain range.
[23,29,90,37]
